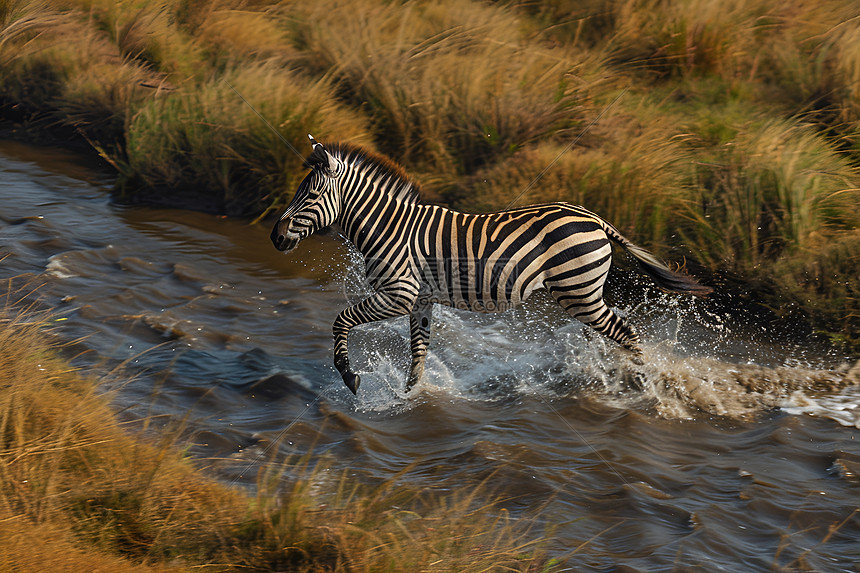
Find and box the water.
[1,139,858,570]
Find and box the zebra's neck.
[336,167,428,258]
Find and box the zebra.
[271,135,712,395]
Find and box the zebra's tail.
[598,218,713,297]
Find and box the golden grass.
[67,0,205,78]
[454,101,692,248]
[291,0,602,175]
[0,0,858,338]
[0,296,241,568]
[683,118,860,269]
[197,8,297,61]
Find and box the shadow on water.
[1,139,858,570]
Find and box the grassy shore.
[1,0,858,345]
[0,281,559,571]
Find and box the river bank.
[2,0,857,348]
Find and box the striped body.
[272,139,711,394]
[357,201,624,326]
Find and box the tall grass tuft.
[123,61,372,215]
[292,0,601,176]
[771,230,860,339]
[0,284,243,568]
[0,2,161,147]
[237,457,557,572]
[451,101,692,249]
[67,0,206,79]
[196,7,298,63]
[0,0,63,62]
[686,119,860,270]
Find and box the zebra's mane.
[324,142,422,204]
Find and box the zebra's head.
[271,135,344,252]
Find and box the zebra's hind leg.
[549,289,641,354]
[406,300,433,393]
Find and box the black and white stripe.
[272,136,712,394]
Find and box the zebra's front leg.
[406,299,433,392]
[332,286,417,394]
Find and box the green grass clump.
[123,61,371,216]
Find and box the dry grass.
[0,0,858,337]
[291,0,603,176]
[685,118,860,270]
[453,101,692,248]
[0,289,243,569]
[197,8,297,61]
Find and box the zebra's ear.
[304,134,339,175]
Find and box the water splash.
[781,385,860,428]
[336,280,858,425]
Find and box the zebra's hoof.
[342,371,360,395]
[624,349,644,366]
[622,344,644,365]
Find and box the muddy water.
[1,140,858,570]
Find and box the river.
[0,139,857,571]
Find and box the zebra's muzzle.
[271,218,300,252]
